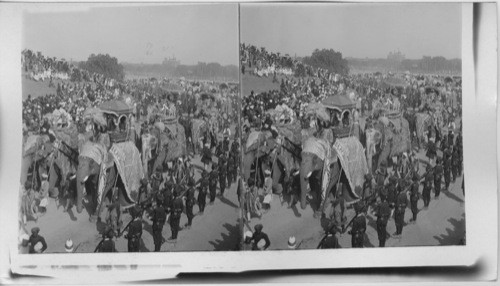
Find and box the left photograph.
[19,4,241,253]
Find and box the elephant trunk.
[299,153,315,210]
[75,166,87,213]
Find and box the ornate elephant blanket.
[109,141,144,202]
[98,141,144,205]
[332,137,368,199]
[162,122,187,162]
[387,117,411,157]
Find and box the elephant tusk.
[82,175,89,183]
[306,171,312,178]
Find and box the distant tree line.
[123,62,239,81]
[78,54,125,81]
[302,48,349,75]
[348,56,461,75]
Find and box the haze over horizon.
[23,4,239,66]
[241,3,462,60]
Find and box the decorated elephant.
[46,126,81,198]
[365,114,411,172]
[299,136,368,218]
[242,122,303,193]
[191,118,209,154]
[76,141,144,221]
[141,121,187,176]
[21,134,52,189]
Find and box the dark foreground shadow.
[219,195,239,209]
[433,215,466,246]
[208,222,239,251]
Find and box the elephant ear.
[302,137,329,162]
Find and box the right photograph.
[238,3,464,250]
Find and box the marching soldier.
[125,206,142,252]
[434,157,444,198]
[209,163,219,204]
[375,161,388,187]
[215,141,224,157]
[218,154,227,197]
[162,182,174,215]
[184,180,196,229]
[451,147,460,182]
[151,194,167,252]
[96,226,116,253]
[374,197,391,247]
[393,186,408,238]
[227,152,235,188]
[422,165,433,208]
[386,175,398,208]
[197,171,209,214]
[409,174,421,223]
[349,202,367,248]
[201,142,212,170]
[443,148,452,191]
[168,190,184,243]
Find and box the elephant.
[299,136,368,218]
[242,125,303,193]
[21,134,52,188]
[365,115,411,173]
[76,141,143,221]
[191,118,209,154]
[141,122,187,176]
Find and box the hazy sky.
[241,3,462,59]
[23,4,238,65]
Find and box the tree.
[303,49,349,75]
[79,53,125,81]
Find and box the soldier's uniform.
[185,184,196,228]
[126,207,143,252]
[422,166,433,208]
[434,158,444,198]
[151,198,167,252]
[394,191,408,237]
[96,227,116,253]
[386,176,398,208]
[215,142,224,157]
[375,200,391,247]
[443,149,452,190]
[201,144,212,169]
[162,183,174,215]
[168,193,184,242]
[409,175,421,222]
[350,203,367,248]
[218,156,227,197]
[197,172,209,214]
[227,153,235,188]
[208,164,219,203]
[451,148,460,182]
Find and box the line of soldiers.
[346,129,463,248]
[96,137,240,252]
